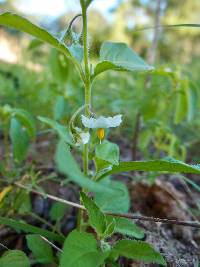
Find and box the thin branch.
[14,182,84,210]
[40,236,62,252]
[14,182,200,229]
[0,242,9,250]
[133,23,200,33]
[107,213,200,229]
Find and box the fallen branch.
[15,182,200,229]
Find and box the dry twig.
[15,182,200,229]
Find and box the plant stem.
[77,1,91,231]
[82,2,91,176]
[83,17,91,168]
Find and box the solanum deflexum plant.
[2,0,200,266]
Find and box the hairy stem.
[82,2,91,176]
[77,1,91,231]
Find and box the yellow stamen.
[97,128,105,143]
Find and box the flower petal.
[81,114,122,129]
[79,132,90,144]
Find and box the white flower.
[79,132,90,144]
[164,67,172,73]
[81,114,122,129]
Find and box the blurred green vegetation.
[0,0,200,162]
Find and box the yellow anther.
[97,128,105,142]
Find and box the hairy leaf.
[95,179,130,213]
[107,216,144,239]
[112,240,166,266]
[81,192,107,236]
[60,230,105,267]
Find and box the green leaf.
[0,250,30,267]
[103,218,116,238]
[174,82,198,124]
[95,179,130,213]
[94,42,153,77]
[95,140,119,166]
[12,108,36,139]
[55,140,119,195]
[81,192,107,236]
[53,96,67,121]
[9,118,29,163]
[28,38,44,50]
[187,84,198,122]
[14,190,31,214]
[108,216,144,239]
[0,12,74,60]
[111,240,166,266]
[0,217,64,244]
[174,88,188,124]
[60,230,105,267]
[50,202,67,221]
[99,158,200,179]
[49,49,69,85]
[38,116,73,145]
[26,234,54,264]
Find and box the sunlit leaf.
[94,42,153,77]
[0,12,81,63]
